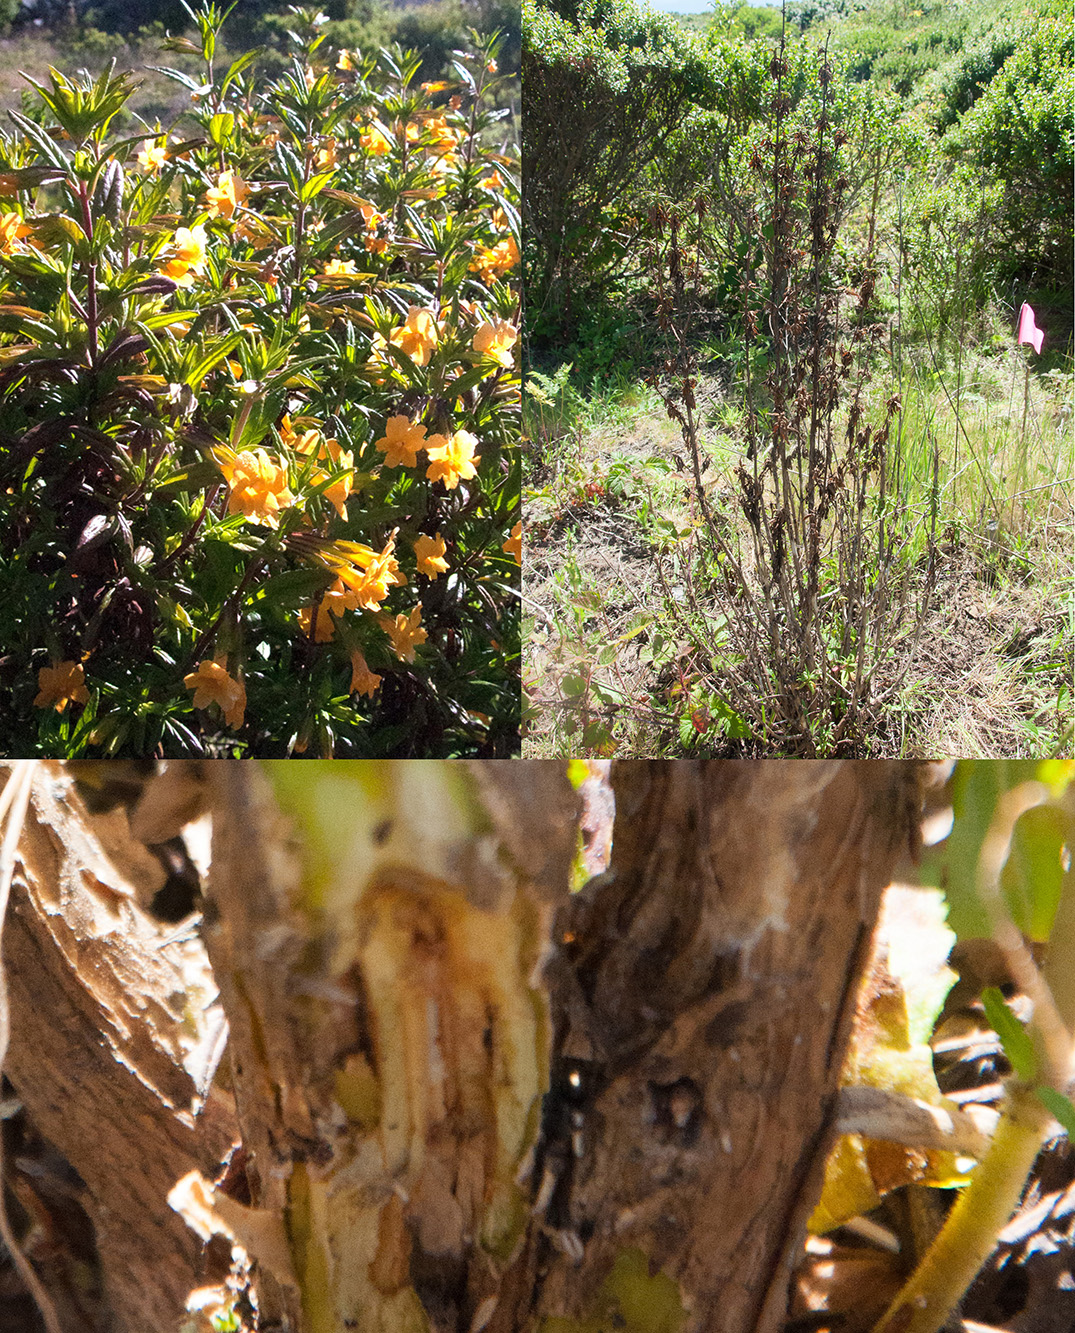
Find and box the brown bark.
[1,763,238,1333]
[201,760,581,1332]
[0,759,924,1333]
[524,760,922,1333]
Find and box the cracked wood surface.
[529,760,922,1333]
[0,762,238,1333]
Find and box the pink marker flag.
[1017,302,1044,354]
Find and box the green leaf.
[183,330,246,389]
[1002,804,1069,942]
[208,112,235,147]
[221,48,263,97]
[1035,1087,1075,1139]
[300,171,337,205]
[980,987,1038,1082]
[8,110,71,172]
[921,760,1044,940]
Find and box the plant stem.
[76,180,99,366]
[872,1088,1053,1333]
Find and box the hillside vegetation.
[523,0,1073,758]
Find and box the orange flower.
[292,532,406,613]
[502,520,522,563]
[360,124,392,155]
[183,659,246,729]
[317,139,338,169]
[205,169,249,220]
[470,235,519,283]
[425,429,480,490]
[299,599,336,642]
[33,660,89,712]
[337,49,355,71]
[321,258,359,279]
[213,446,295,528]
[0,212,31,256]
[478,170,505,190]
[389,306,440,367]
[279,413,322,456]
[137,136,169,173]
[160,224,208,287]
[313,449,355,521]
[375,415,427,468]
[380,605,427,662]
[472,317,517,368]
[349,649,382,697]
[414,533,449,579]
[365,235,388,255]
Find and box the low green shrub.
[0,3,521,756]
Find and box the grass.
[0,27,226,127]
[522,313,1074,758]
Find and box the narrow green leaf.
[183,330,246,388]
[1035,1087,1075,1139]
[981,987,1038,1082]
[300,171,336,204]
[1002,804,1069,942]
[221,47,263,97]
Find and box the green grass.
[523,313,1074,759]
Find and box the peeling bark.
[0,762,238,1333]
[1,759,924,1333]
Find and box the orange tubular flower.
[414,533,449,579]
[389,306,440,367]
[205,169,250,220]
[183,659,246,729]
[213,446,295,528]
[160,224,208,287]
[380,605,427,662]
[478,170,505,191]
[425,430,480,490]
[469,236,520,283]
[472,317,517,368]
[360,124,392,156]
[349,649,382,697]
[0,212,31,256]
[313,449,355,521]
[279,413,322,456]
[502,521,522,563]
[321,258,359,279]
[290,532,406,614]
[137,137,169,173]
[299,599,336,642]
[33,660,89,712]
[375,415,427,468]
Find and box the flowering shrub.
[0,2,520,757]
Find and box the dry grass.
[523,355,1074,759]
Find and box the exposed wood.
[202,760,581,1333]
[0,762,238,1333]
